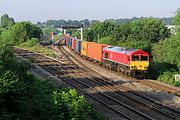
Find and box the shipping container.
[87,43,108,62]
[68,37,72,47]
[68,37,70,46]
[65,34,70,45]
[72,38,76,50]
[81,41,94,56]
[65,37,68,45]
[70,38,72,47]
[75,39,82,53]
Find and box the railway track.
[44,66,154,120]
[58,46,180,120]
[14,47,180,120]
[139,80,180,96]
[14,48,138,119]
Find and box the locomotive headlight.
[131,65,136,68]
[144,66,149,69]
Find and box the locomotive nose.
[130,61,149,70]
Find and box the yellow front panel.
[130,61,149,70]
[81,42,88,56]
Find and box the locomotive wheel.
[117,67,120,72]
[108,64,112,70]
[125,70,128,76]
[122,70,126,75]
[127,70,131,77]
[120,67,124,72]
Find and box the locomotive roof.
[104,46,147,55]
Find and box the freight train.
[62,34,149,78]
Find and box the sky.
[0,0,180,23]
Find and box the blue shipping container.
[75,39,82,54]
[70,38,72,48]
[68,38,72,47]
[68,38,70,46]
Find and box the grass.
[17,38,57,58]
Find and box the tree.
[1,22,42,45]
[36,21,43,28]
[86,21,101,41]
[98,36,114,45]
[80,19,90,28]
[129,18,170,43]
[0,14,15,28]
[153,31,180,69]
[173,8,180,25]
[86,20,115,42]
[111,18,170,52]
[112,22,131,44]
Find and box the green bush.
[153,32,180,69]
[98,36,115,45]
[0,22,42,45]
[18,38,57,58]
[53,89,92,120]
[0,44,105,120]
[19,38,38,47]
[0,45,32,119]
[157,71,180,87]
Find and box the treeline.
[37,17,172,36]
[0,14,104,120]
[38,17,172,29]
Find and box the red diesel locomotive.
[64,35,149,78]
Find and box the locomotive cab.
[130,52,149,71]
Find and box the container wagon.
[87,42,108,63]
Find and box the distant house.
[165,25,177,34]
